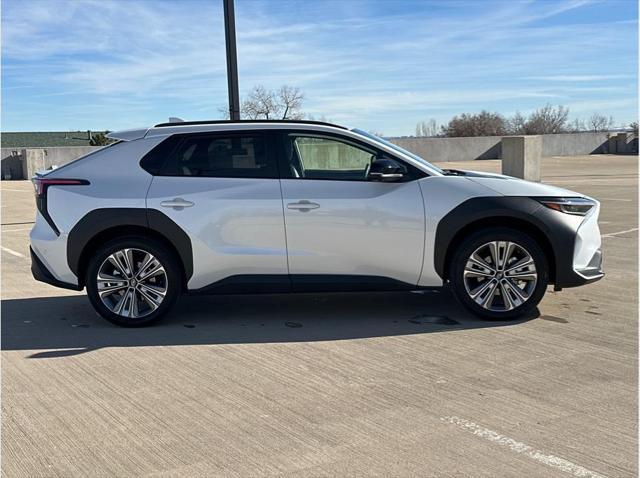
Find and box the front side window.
[157,133,274,178]
[351,128,443,175]
[287,135,376,181]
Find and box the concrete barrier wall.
[1,146,101,179]
[540,132,609,157]
[389,132,615,162]
[389,136,501,163]
[40,146,100,169]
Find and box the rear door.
[276,130,426,290]
[145,130,288,290]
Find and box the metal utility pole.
[223,0,240,120]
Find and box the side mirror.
[368,158,407,182]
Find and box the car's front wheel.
[450,228,548,320]
[85,236,181,326]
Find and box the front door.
[277,132,425,290]
[145,130,288,290]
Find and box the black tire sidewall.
[450,228,548,320]
[85,236,181,326]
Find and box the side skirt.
[188,274,438,295]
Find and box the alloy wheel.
[463,241,538,312]
[96,248,168,319]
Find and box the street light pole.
[223,0,240,120]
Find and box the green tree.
[89,132,111,146]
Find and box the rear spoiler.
[107,118,185,141]
[106,127,149,142]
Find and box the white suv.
[30,120,603,326]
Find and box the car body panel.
[463,171,583,198]
[146,176,288,289]
[417,176,500,286]
[280,178,425,285]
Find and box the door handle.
[287,200,320,212]
[160,198,194,209]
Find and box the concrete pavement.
[1,155,637,477]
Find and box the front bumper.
[30,247,83,291]
[554,202,604,288]
[557,247,604,288]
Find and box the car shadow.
[2,290,537,359]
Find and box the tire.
[85,235,181,326]
[449,228,548,320]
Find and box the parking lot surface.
[1,155,637,477]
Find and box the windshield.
[351,128,443,174]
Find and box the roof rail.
[153,119,347,129]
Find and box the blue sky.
[1,0,638,136]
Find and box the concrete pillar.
[615,133,629,154]
[1,150,24,180]
[21,149,46,180]
[501,136,541,182]
[607,134,617,154]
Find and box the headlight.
[537,197,595,216]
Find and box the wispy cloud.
[1,0,637,134]
[527,75,632,82]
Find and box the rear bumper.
[30,247,83,291]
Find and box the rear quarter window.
[140,132,275,179]
[139,135,181,175]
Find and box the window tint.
[156,133,274,178]
[288,135,376,181]
[140,136,181,175]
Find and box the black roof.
[153,119,347,129]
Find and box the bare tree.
[226,84,304,120]
[241,85,278,119]
[587,113,615,132]
[506,111,527,135]
[441,111,507,137]
[415,119,438,137]
[278,85,304,120]
[413,105,619,137]
[519,104,569,134]
[630,121,639,134]
[568,118,586,133]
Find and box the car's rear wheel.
[86,236,181,326]
[450,228,548,320]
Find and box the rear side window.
[141,133,275,178]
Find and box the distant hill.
[1,131,108,148]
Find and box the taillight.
[33,178,89,196]
[31,177,89,235]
